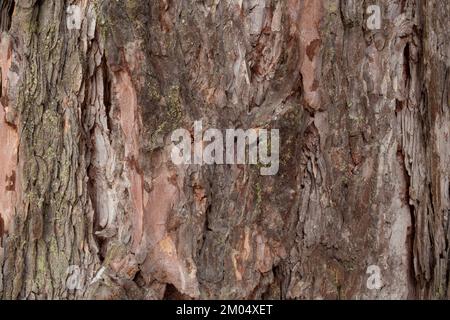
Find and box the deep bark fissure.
[0,0,14,32]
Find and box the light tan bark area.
[0,0,448,299]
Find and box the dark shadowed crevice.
[0,0,14,32]
[397,147,418,298]
[101,55,113,134]
[403,43,411,91]
[163,283,192,300]
[261,265,284,300]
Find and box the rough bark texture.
[0,0,448,299]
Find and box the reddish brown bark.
[0,0,449,300]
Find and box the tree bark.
[0,0,448,299]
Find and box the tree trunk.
[0,0,448,299]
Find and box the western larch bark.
[0,0,448,299]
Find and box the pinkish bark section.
[113,45,200,297]
[289,0,323,110]
[113,69,144,249]
[0,34,18,235]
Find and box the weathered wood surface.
[0,0,448,299]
